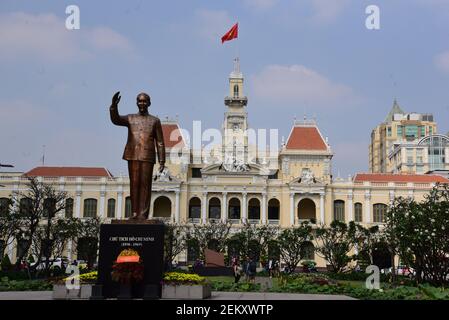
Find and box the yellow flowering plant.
[63,271,98,283]
[162,272,208,286]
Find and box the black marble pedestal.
[95,221,165,299]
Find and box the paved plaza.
[0,291,355,300]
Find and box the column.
[75,178,82,218]
[290,192,295,226]
[99,190,106,218]
[242,192,247,223]
[202,192,207,224]
[116,191,123,219]
[365,191,371,223]
[389,190,395,204]
[7,241,14,261]
[175,191,180,223]
[347,193,354,222]
[222,192,227,223]
[67,240,73,261]
[261,192,267,225]
[320,193,325,224]
[75,190,82,218]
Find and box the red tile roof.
[354,173,449,183]
[162,123,185,148]
[25,167,113,178]
[286,126,327,150]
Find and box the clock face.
[233,124,240,130]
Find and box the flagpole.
[236,21,239,64]
[235,19,240,59]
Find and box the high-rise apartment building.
[369,100,437,173]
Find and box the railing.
[268,219,279,225]
[372,182,388,187]
[248,219,260,225]
[188,218,200,224]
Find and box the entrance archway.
[297,198,316,221]
[153,196,172,218]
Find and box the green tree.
[9,177,69,272]
[277,221,313,274]
[315,220,357,273]
[73,217,102,270]
[186,220,232,261]
[164,222,187,270]
[385,184,449,286]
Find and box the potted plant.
[111,249,144,299]
[162,271,211,299]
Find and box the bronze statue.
[110,91,165,220]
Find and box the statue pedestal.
[96,221,165,299]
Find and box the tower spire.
[233,57,240,74]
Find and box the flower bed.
[162,272,211,299]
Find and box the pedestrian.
[232,257,242,284]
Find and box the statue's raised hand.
[111,91,121,107]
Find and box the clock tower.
[222,58,249,168]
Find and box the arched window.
[418,135,449,171]
[0,198,10,215]
[333,200,345,222]
[233,84,239,97]
[153,196,172,218]
[125,196,132,218]
[354,203,363,222]
[65,198,74,218]
[228,198,241,220]
[248,198,260,221]
[83,199,97,218]
[189,197,201,219]
[301,241,315,260]
[107,199,116,218]
[268,198,280,221]
[298,198,316,221]
[208,197,221,219]
[43,198,56,218]
[19,198,32,216]
[373,203,388,223]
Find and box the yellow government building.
[1,61,448,267]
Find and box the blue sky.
[1,0,448,176]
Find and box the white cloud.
[308,0,351,24]
[251,64,357,107]
[244,0,279,11]
[195,9,234,42]
[435,51,449,73]
[0,12,134,63]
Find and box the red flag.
[221,23,238,44]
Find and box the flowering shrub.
[63,271,98,283]
[163,272,207,286]
[111,262,144,285]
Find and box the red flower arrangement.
[111,249,144,285]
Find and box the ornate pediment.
[153,167,181,184]
[201,162,271,176]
